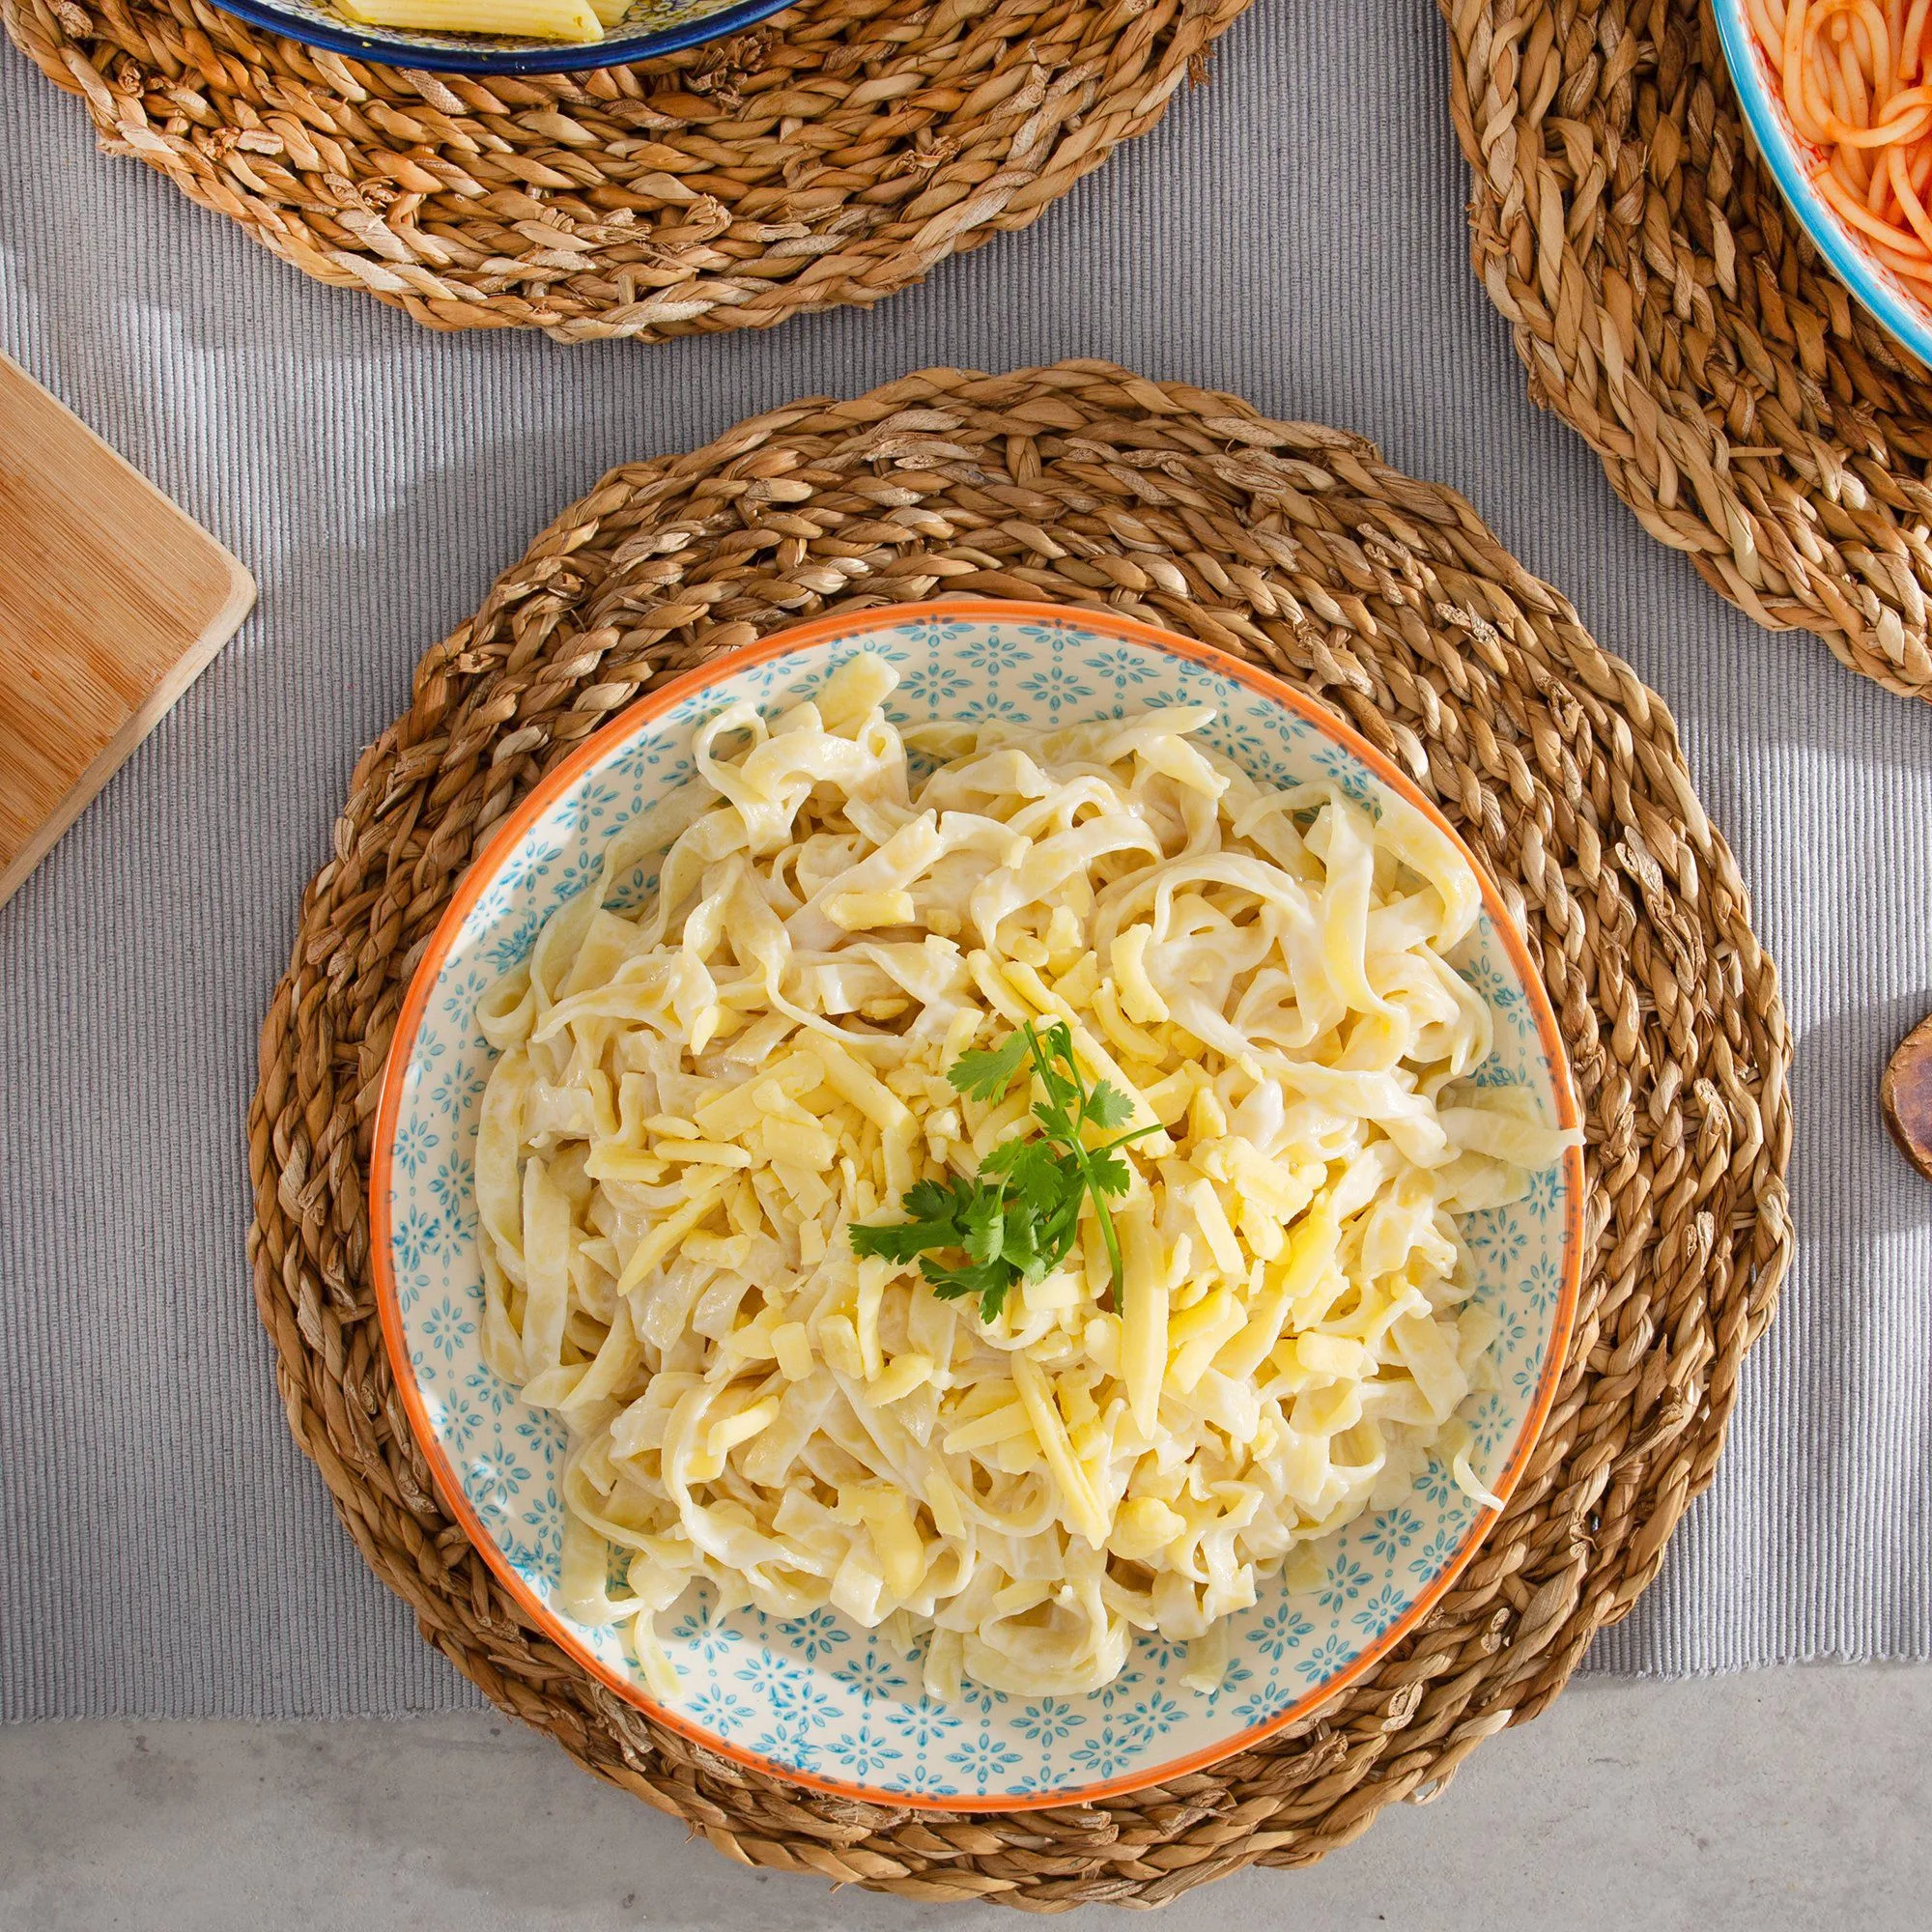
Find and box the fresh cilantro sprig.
[848,1019,1161,1321]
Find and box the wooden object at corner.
[1882,1012,1932,1180]
[0,350,255,910]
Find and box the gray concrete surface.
[2,1665,1925,1929]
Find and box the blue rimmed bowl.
[1716,1,1932,367]
[217,0,792,76]
[369,599,1585,1809]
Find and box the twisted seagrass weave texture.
[246,362,1792,1907]
[1442,0,1932,701]
[4,0,1246,341]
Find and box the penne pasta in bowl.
[213,0,794,76]
[370,600,1585,1807]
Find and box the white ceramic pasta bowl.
[371,599,1584,1808]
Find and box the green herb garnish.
[848,1019,1161,1321]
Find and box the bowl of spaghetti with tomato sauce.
[1719,0,1932,364]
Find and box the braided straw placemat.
[5,0,1247,341]
[1443,0,1932,702]
[247,360,1792,1906]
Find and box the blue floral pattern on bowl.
[374,601,1582,1808]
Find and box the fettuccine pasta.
[470,653,1575,1700]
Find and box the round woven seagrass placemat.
[1443,0,1932,702]
[5,0,1247,341]
[246,360,1792,1905]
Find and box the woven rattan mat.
[1443,0,1932,703]
[246,360,1792,1905]
[5,0,1247,341]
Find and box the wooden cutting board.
[0,351,255,910]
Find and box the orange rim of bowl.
[370,598,1586,1813]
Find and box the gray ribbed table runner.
[3,0,1927,1721]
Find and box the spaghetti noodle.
[1747,0,1932,287]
